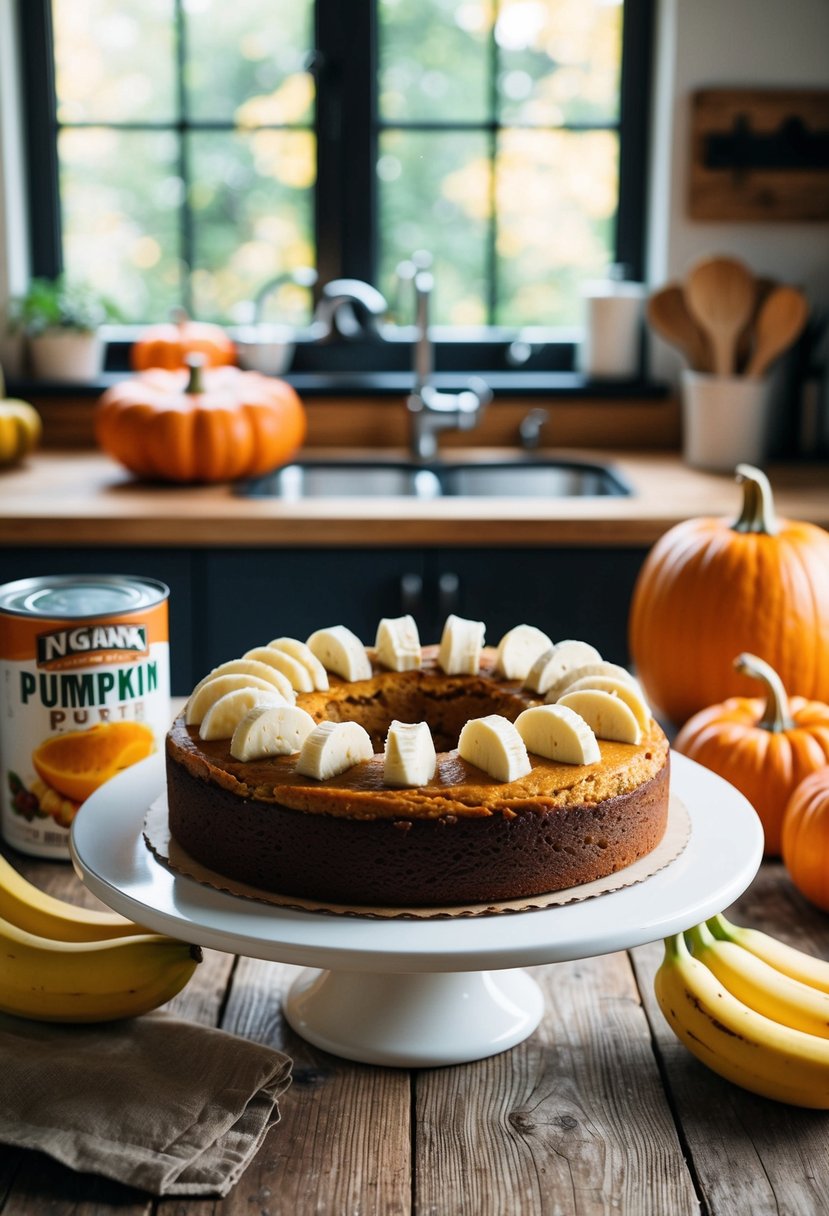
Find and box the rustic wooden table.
[2,850,828,1216]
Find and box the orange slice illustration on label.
[32,721,156,803]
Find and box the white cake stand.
[70,753,763,1067]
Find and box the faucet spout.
[312,279,389,341]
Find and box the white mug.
[579,281,645,379]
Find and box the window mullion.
[615,0,654,281]
[315,0,377,286]
[19,0,62,278]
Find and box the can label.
[0,578,170,858]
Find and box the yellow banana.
[686,922,829,1039]
[0,850,146,941]
[708,912,829,994]
[654,932,829,1108]
[0,912,202,1023]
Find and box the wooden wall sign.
[689,88,829,222]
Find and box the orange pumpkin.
[629,464,829,725]
[675,653,829,856]
[96,357,306,483]
[130,308,236,371]
[781,767,829,911]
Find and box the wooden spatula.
[646,284,712,371]
[745,285,809,378]
[684,256,757,376]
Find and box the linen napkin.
[0,1011,292,1197]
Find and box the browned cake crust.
[165,649,670,906]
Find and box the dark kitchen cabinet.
[201,546,647,678]
[0,545,647,694]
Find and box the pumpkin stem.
[734,652,795,732]
[732,464,778,536]
[171,306,190,329]
[185,353,206,395]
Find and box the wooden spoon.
[684,256,757,376]
[745,285,809,378]
[646,284,712,371]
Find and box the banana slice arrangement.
[0,852,201,1023]
[183,620,651,788]
[656,914,829,1108]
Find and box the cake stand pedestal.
[71,753,763,1068]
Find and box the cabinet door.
[429,548,647,665]
[0,548,196,695]
[200,548,427,674]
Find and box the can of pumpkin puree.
[0,575,170,858]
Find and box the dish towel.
[0,1011,292,1197]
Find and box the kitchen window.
[18,0,653,379]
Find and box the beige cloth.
[0,1012,292,1197]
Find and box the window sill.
[9,370,669,401]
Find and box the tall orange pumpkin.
[781,767,829,912]
[96,358,306,483]
[130,309,236,371]
[674,653,829,856]
[629,464,829,725]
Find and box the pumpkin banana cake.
[165,619,670,907]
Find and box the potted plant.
[14,276,117,381]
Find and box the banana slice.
[190,658,296,701]
[199,688,286,741]
[457,714,531,783]
[185,674,288,725]
[306,626,372,682]
[244,645,314,693]
[230,704,317,761]
[383,720,436,787]
[558,675,650,732]
[545,660,638,703]
[557,689,642,745]
[494,623,553,681]
[514,704,600,765]
[438,614,485,675]
[524,639,601,695]
[375,615,422,672]
[268,637,329,691]
[295,720,374,780]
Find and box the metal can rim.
[0,575,170,620]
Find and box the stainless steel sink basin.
[238,457,630,499]
[244,460,443,500]
[436,460,629,498]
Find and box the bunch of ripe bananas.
[0,852,201,1022]
[655,914,829,1108]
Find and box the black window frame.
[18,0,655,384]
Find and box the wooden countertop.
[2,849,828,1214]
[1,449,827,548]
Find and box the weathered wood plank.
[631,862,829,1216]
[213,955,412,1216]
[414,953,699,1216]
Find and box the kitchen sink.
[238,457,631,500]
[435,460,629,498]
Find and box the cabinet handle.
[438,571,460,618]
[399,572,423,615]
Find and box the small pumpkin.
[781,767,829,911]
[675,653,829,856]
[130,308,236,371]
[0,364,42,466]
[95,357,306,483]
[629,464,829,725]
